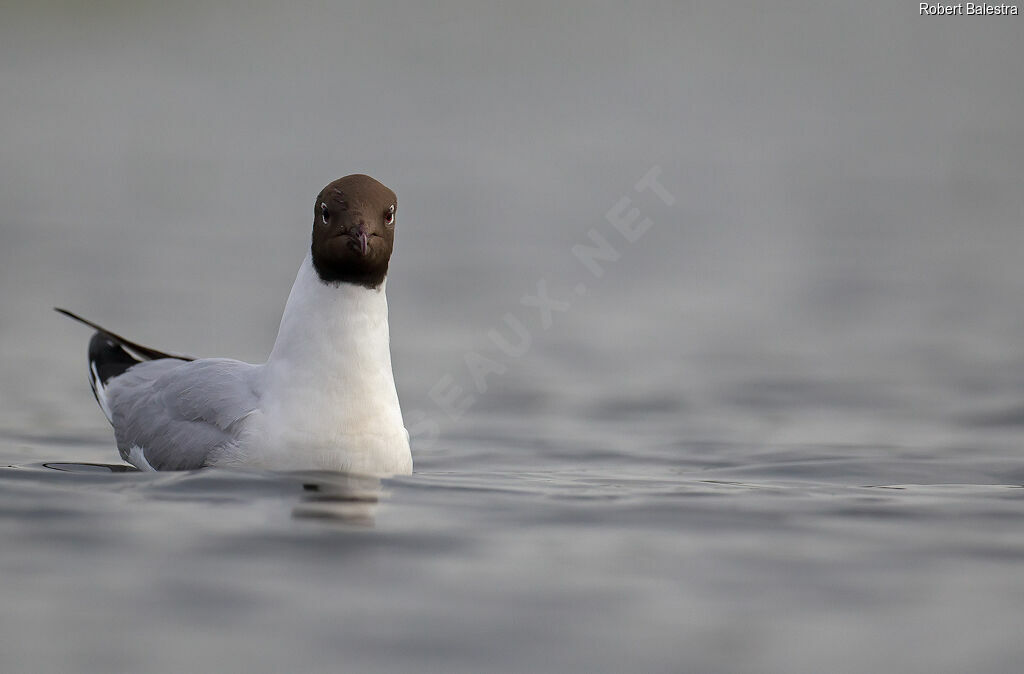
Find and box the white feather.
[210,253,412,474]
[126,445,156,471]
[89,361,113,424]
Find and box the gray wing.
[105,358,260,471]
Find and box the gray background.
[2,2,1023,673]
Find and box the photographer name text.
[920,3,1018,14]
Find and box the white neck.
[257,253,409,473]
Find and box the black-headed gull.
[59,174,411,474]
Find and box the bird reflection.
[37,462,386,525]
[290,471,383,526]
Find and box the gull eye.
[384,204,395,226]
[320,202,329,224]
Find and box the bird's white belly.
[211,409,412,475]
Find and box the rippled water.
[3,2,1024,673]
[5,435,1024,672]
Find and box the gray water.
[3,2,1024,672]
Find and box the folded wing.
[105,358,260,470]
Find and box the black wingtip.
[88,332,140,386]
[55,307,103,331]
[55,308,196,362]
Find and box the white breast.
[215,254,411,474]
